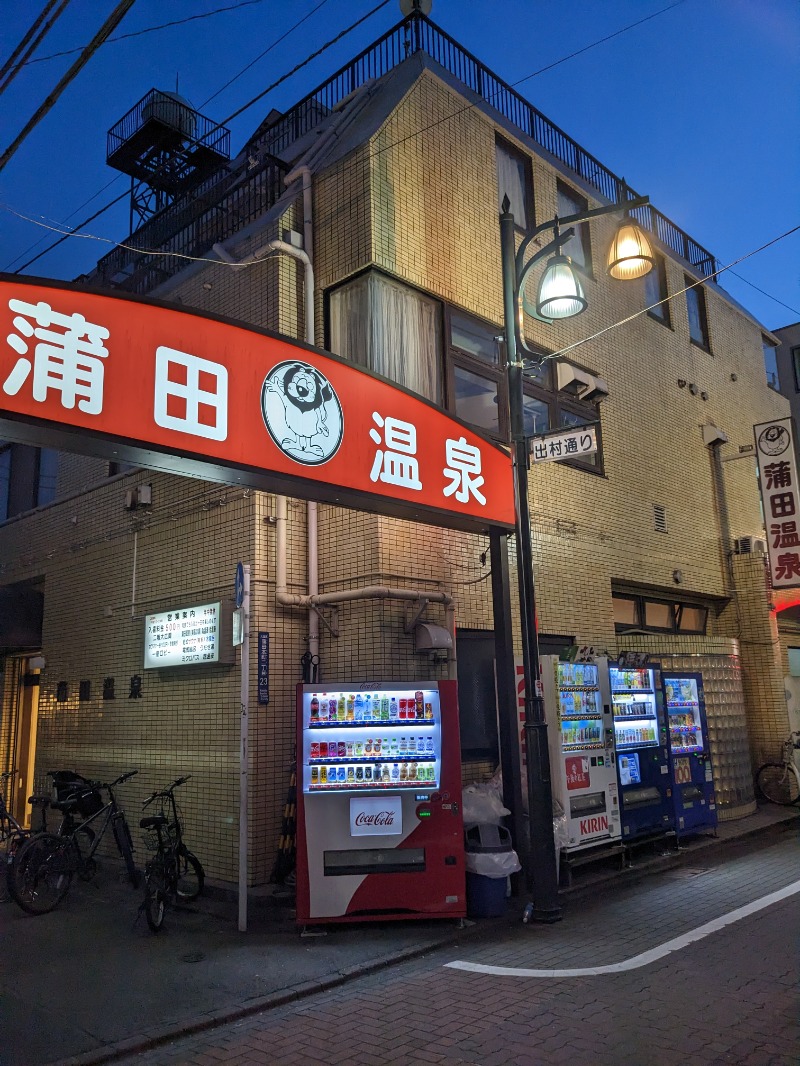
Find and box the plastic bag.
[462,768,510,825]
[465,848,522,878]
[462,785,510,826]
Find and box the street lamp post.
[499,192,652,922]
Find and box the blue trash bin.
[464,824,514,919]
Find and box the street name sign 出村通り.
[531,424,597,464]
[0,277,515,534]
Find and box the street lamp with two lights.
[499,191,653,922]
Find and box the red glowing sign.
[0,278,514,531]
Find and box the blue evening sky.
[1,0,798,332]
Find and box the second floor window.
[328,271,442,404]
[685,277,711,350]
[644,253,670,326]
[762,337,780,391]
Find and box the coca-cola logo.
[354,810,395,827]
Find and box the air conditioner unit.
[556,362,609,403]
[734,535,767,555]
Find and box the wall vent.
[653,504,668,533]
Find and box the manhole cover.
[181,952,205,963]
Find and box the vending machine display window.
[664,676,705,754]
[609,667,659,749]
[556,661,604,751]
[300,687,441,793]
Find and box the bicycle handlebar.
[142,775,192,807]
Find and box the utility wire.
[0,0,69,93]
[727,269,800,318]
[6,0,390,273]
[200,0,332,108]
[0,0,138,175]
[16,0,268,68]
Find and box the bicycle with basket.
[139,775,204,932]
[8,769,139,914]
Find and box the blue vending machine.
[661,672,717,837]
[608,664,673,841]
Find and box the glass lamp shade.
[536,255,587,320]
[607,220,654,280]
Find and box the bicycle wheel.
[175,848,204,902]
[9,833,74,914]
[143,856,167,933]
[112,814,140,887]
[1,831,27,903]
[756,763,800,805]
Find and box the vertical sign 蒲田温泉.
[258,632,270,704]
[754,417,800,589]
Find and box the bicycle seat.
[28,795,50,807]
[140,815,168,829]
[50,798,80,813]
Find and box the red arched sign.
[0,277,514,532]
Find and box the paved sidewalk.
[2,804,797,1066]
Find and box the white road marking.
[445,879,800,978]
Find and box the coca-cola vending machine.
[295,680,466,924]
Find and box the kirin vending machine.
[608,663,673,841]
[295,680,466,924]
[541,655,621,852]
[661,671,717,836]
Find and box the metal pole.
[500,207,561,922]
[238,563,251,932]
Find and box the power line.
[200,0,332,109]
[0,0,69,93]
[0,0,138,174]
[6,0,390,273]
[15,0,268,68]
[727,269,800,318]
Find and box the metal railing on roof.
[94,11,719,294]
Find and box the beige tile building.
[1,13,794,886]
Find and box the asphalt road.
[112,830,800,1066]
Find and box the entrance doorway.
[4,657,42,825]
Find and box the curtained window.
[328,271,442,403]
[496,136,532,230]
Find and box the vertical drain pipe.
[284,164,319,663]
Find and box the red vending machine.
[296,680,466,924]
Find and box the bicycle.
[140,775,204,933]
[8,769,140,914]
[755,732,800,806]
[1,770,53,902]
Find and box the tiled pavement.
[67,821,800,1066]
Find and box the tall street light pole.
[499,191,653,922]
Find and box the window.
[557,181,591,272]
[762,337,780,391]
[328,270,442,403]
[788,647,800,677]
[496,136,533,230]
[685,277,711,350]
[612,592,709,635]
[36,449,59,507]
[0,442,60,522]
[644,253,670,326]
[0,446,10,523]
[445,310,603,469]
[792,347,800,392]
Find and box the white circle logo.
[757,424,790,457]
[261,360,343,465]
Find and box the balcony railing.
[95,11,719,294]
